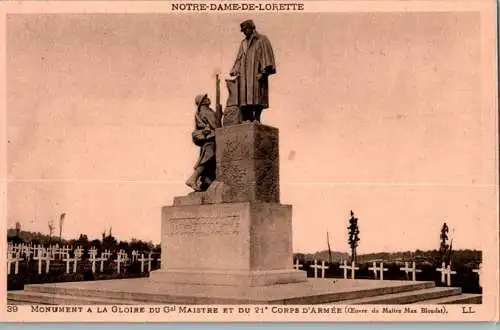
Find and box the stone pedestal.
[151,201,306,286]
[154,123,307,287]
[216,123,279,203]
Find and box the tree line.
[7,224,160,254]
[322,211,480,266]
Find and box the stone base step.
[412,293,482,304]
[332,287,461,304]
[6,278,481,305]
[14,279,436,305]
[7,291,146,305]
[281,281,436,304]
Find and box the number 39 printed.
[6,305,18,312]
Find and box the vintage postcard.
[0,0,498,323]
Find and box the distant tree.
[102,230,118,251]
[130,238,153,252]
[77,234,89,249]
[439,222,449,263]
[347,210,360,263]
[90,239,101,250]
[118,241,130,252]
[67,238,77,247]
[15,222,21,237]
[9,222,24,244]
[294,253,306,261]
[48,220,55,239]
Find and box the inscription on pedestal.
[161,202,294,272]
[168,216,240,236]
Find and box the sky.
[5,12,497,254]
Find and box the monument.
[149,18,309,289]
[7,19,481,306]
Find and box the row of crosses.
[8,243,149,260]
[293,259,482,287]
[7,245,157,275]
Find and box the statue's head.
[195,94,210,109]
[240,20,255,38]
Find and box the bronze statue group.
[185,20,277,192]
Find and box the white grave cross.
[138,253,154,273]
[74,246,84,259]
[62,253,77,274]
[33,247,46,275]
[293,259,303,270]
[27,244,36,260]
[89,249,102,273]
[339,260,360,279]
[102,249,112,259]
[114,251,128,273]
[48,245,58,260]
[59,246,71,260]
[132,250,139,262]
[368,262,389,280]
[21,245,33,261]
[147,252,154,271]
[44,251,54,273]
[400,261,422,281]
[310,260,329,278]
[97,251,111,272]
[89,247,98,257]
[72,252,81,273]
[8,243,19,254]
[436,262,456,286]
[120,250,129,262]
[7,252,23,275]
[339,260,350,279]
[26,247,34,261]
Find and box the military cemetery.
[7,232,482,304]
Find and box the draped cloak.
[231,32,276,109]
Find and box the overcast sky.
[6,12,496,254]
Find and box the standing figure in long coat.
[230,19,276,123]
[185,94,221,192]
